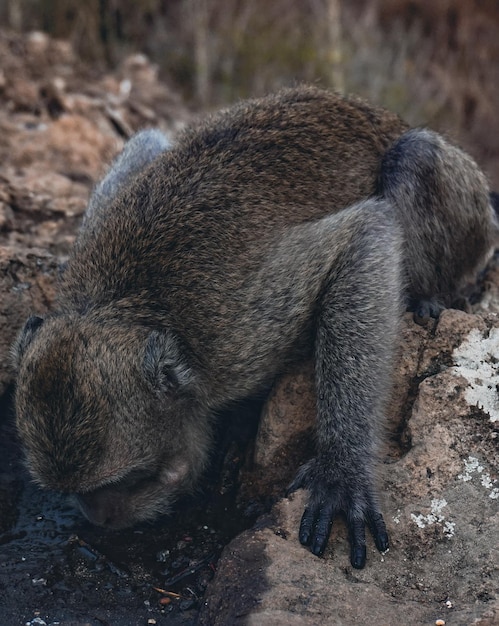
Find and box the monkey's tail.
[490,192,499,243]
[491,192,499,218]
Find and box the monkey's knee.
[85,129,172,226]
[100,128,172,195]
[123,129,173,166]
[379,128,494,305]
[378,128,441,200]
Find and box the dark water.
[0,388,262,626]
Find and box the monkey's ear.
[142,330,193,394]
[12,315,44,369]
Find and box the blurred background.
[1,0,498,184]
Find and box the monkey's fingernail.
[311,544,325,557]
[350,545,366,569]
[299,528,311,546]
[376,533,389,553]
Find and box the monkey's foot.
[288,459,389,569]
[409,297,443,325]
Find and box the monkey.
[12,86,498,570]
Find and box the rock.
[237,363,316,508]
[0,247,59,396]
[200,309,499,625]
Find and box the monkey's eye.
[76,467,159,495]
[113,467,159,490]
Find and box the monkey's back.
[175,86,406,225]
[61,87,406,392]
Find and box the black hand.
[289,459,389,568]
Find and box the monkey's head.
[13,313,209,528]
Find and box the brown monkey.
[13,86,498,569]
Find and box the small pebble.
[156,549,170,562]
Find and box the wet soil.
[0,389,262,626]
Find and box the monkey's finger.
[310,502,335,557]
[366,509,389,553]
[286,459,315,496]
[298,506,316,546]
[286,477,303,497]
[348,518,367,569]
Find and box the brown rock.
[243,363,316,502]
[254,363,316,469]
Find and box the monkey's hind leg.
[84,129,172,230]
[379,127,495,324]
[408,296,443,326]
[287,199,402,569]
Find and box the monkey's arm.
[288,200,402,568]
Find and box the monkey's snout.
[75,490,124,528]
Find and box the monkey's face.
[13,315,208,529]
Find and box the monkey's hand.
[288,458,389,569]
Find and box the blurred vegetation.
[1,0,499,180]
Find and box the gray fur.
[379,128,497,316]
[13,86,497,568]
[83,128,172,231]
